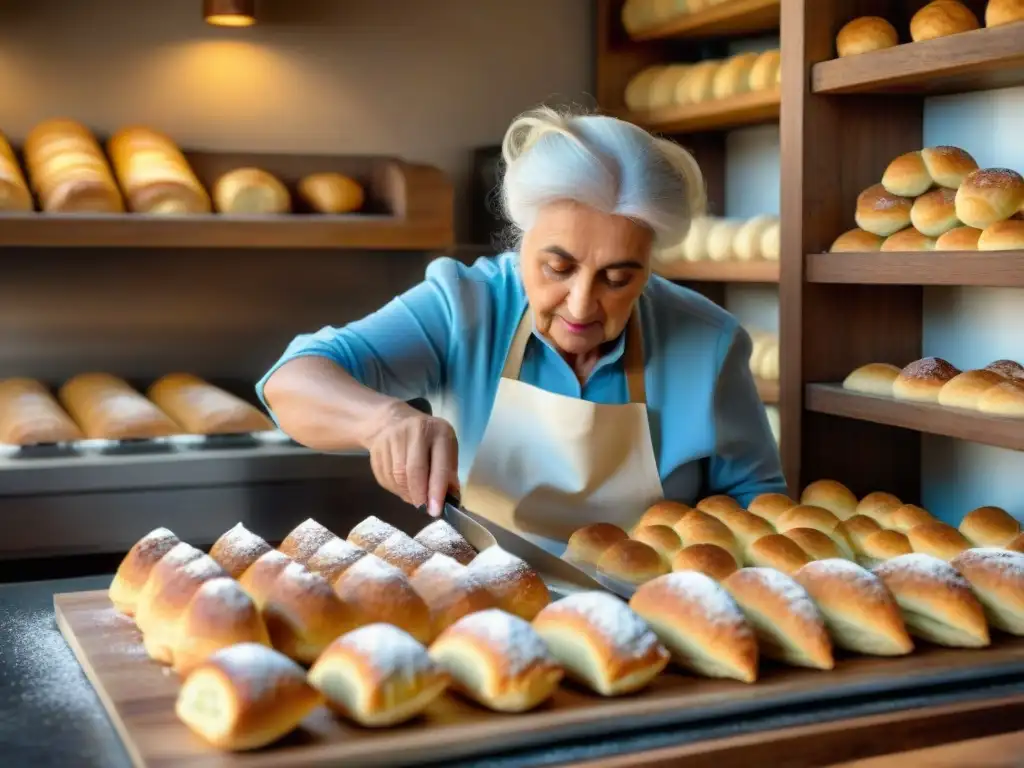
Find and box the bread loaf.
[711,509,775,559]
[467,546,550,620]
[0,377,83,445]
[881,228,938,252]
[109,527,181,615]
[279,518,338,566]
[298,172,364,214]
[937,369,1005,409]
[0,131,33,211]
[830,227,885,252]
[801,479,858,520]
[564,523,630,567]
[208,523,272,580]
[306,538,369,585]
[892,357,961,402]
[147,373,272,435]
[986,0,1024,27]
[911,187,960,236]
[670,543,739,581]
[58,372,179,440]
[843,363,901,396]
[24,119,123,213]
[107,126,210,214]
[910,1,980,41]
[597,540,669,585]
[333,555,432,644]
[979,220,1024,250]
[955,168,1024,229]
[856,184,913,236]
[959,505,1021,548]
[836,16,899,57]
[213,168,291,214]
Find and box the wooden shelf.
[805,251,1024,288]
[630,0,779,41]
[757,377,779,404]
[619,88,780,134]
[812,23,1024,95]
[805,384,1024,453]
[655,259,780,282]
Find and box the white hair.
[500,106,706,248]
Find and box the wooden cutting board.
[56,589,1024,768]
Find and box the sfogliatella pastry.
[147,373,273,436]
[333,555,432,644]
[372,531,435,576]
[467,546,551,621]
[670,543,739,581]
[959,505,1021,548]
[951,548,1024,635]
[907,521,970,561]
[58,372,180,440]
[176,643,323,751]
[430,609,563,712]
[873,553,989,648]
[0,378,84,445]
[856,529,913,569]
[306,538,369,585]
[794,559,913,656]
[237,550,294,609]
[746,534,812,574]
[208,523,272,580]
[279,518,338,565]
[800,479,858,520]
[892,357,961,403]
[309,623,449,726]
[747,492,797,524]
[413,519,477,565]
[597,540,669,586]
[109,527,180,615]
[723,567,834,670]
[349,515,401,552]
[409,553,497,637]
[533,592,669,696]
[630,572,758,683]
[564,523,629,567]
[843,363,901,396]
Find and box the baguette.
[147,373,273,435]
[0,378,83,445]
[58,372,179,440]
[108,126,210,214]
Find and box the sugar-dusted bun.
[892,357,961,402]
[670,543,740,581]
[630,572,758,683]
[922,146,979,188]
[882,152,933,198]
[430,609,562,712]
[109,527,180,616]
[333,555,432,644]
[348,515,401,552]
[672,511,742,567]
[309,623,449,726]
[976,380,1024,416]
[938,369,1005,410]
[784,528,845,561]
[597,540,669,585]
[857,529,913,569]
[955,168,1024,229]
[711,52,759,100]
[306,537,368,585]
[748,50,781,91]
[838,514,883,552]
[760,220,781,261]
[209,523,272,580]
[801,479,858,520]
[907,521,970,561]
[911,0,980,41]
[237,550,293,609]
[631,524,683,561]
[733,215,776,261]
[723,568,834,670]
[564,523,629,567]
[830,227,885,252]
[409,553,497,637]
[747,493,797,523]
[373,531,435,576]
[173,577,271,676]
[856,491,904,526]
[882,228,938,252]
[959,506,1021,548]
[794,560,913,656]
[467,546,550,621]
[175,643,322,751]
[987,0,1024,27]
[747,534,812,574]
[857,184,914,237]
[986,359,1024,380]
[777,505,841,536]
[951,548,1024,635]
[836,16,899,57]
[414,519,477,565]
[279,518,337,565]
[133,542,204,633]
[979,220,1024,250]
[843,362,901,396]
[873,553,989,647]
[935,225,982,250]
[532,592,669,696]
[696,494,743,517]
[910,187,960,236]
[890,504,935,533]
[633,500,692,533]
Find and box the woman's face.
[520,200,653,358]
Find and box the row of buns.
[844,356,1024,416]
[0,120,364,215]
[621,0,738,36]
[659,214,780,263]
[836,1,1023,58]
[749,330,779,382]
[0,372,273,445]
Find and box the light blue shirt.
[256,252,786,508]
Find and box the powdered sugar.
[276,561,332,594]
[414,520,477,564]
[953,547,1024,577]
[874,553,970,589]
[444,609,554,675]
[467,546,532,587]
[969,168,1023,189]
[900,357,960,381]
[207,642,305,699]
[254,549,292,569]
[130,528,179,560]
[986,360,1024,380]
[732,567,822,622]
[190,577,256,612]
[212,523,270,561]
[797,558,889,598]
[309,538,367,571]
[652,572,747,627]
[374,532,434,573]
[413,553,477,587]
[338,623,435,678]
[181,555,226,581]
[158,542,203,569]
[281,519,337,561]
[348,516,400,551]
[336,554,407,590]
[544,592,660,658]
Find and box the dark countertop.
[3,575,1024,768]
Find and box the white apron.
[460,306,665,554]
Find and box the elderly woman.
[258,107,785,550]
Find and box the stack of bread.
[829,144,1024,253]
[0,130,33,212]
[621,0,744,37]
[107,127,211,215]
[624,49,781,115]
[22,119,124,213]
[659,214,780,263]
[0,372,273,445]
[844,356,1024,417]
[835,1,1022,58]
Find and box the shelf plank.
[805,251,1024,288]
[656,259,780,283]
[631,0,780,41]
[812,23,1024,95]
[805,384,1024,452]
[617,88,780,134]
[757,377,779,404]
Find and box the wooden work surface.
[56,589,1024,768]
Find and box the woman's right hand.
[365,401,460,517]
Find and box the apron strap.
[501,305,647,405]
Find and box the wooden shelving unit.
[656,259,780,283]
[618,88,781,134]
[630,0,780,41]
[805,251,1024,288]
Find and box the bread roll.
[979,220,1024,250]
[883,152,933,198]
[712,509,775,556]
[597,540,669,585]
[748,50,781,91]
[977,380,1024,416]
[986,0,1024,27]
[349,515,401,552]
[890,504,935,533]
[279,518,337,565]
[712,53,759,100]
[1007,533,1024,553]
[670,543,739,581]
[830,227,886,252]
[213,168,290,214]
[746,534,812,574]
[837,515,883,552]
[747,492,797,523]
[624,66,665,112]
[146,373,273,435]
[986,359,1024,379]
[109,527,181,615]
[856,184,914,237]
[413,519,477,565]
[843,363,901,396]
[175,643,322,751]
[58,372,179,440]
[910,1,980,41]
[873,553,989,647]
[173,577,271,675]
[24,119,123,213]
[672,511,742,567]
[372,531,435,576]
[333,555,432,644]
[836,16,899,57]
[707,219,740,261]
[430,609,562,712]
[733,215,776,261]
[309,623,449,726]
[784,528,844,561]
[238,550,294,609]
[937,369,1004,410]
[723,568,834,670]
[922,145,978,189]
[630,572,758,683]
[681,216,715,261]
[409,553,496,637]
[696,494,742,516]
[467,546,550,621]
[209,523,272,579]
[856,491,904,525]
[0,131,32,212]
[620,0,654,35]
[955,168,1024,229]
[0,378,83,446]
[857,529,913,569]
[532,592,669,696]
[951,548,1024,635]
[649,65,691,109]
[794,560,913,656]
[297,172,364,214]
[801,479,858,520]
[881,228,938,251]
[935,225,982,250]
[306,537,368,585]
[760,220,781,261]
[777,505,842,536]
[892,357,961,402]
[911,187,960,236]
[959,506,1021,547]
[680,61,719,105]
[134,541,204,633]
[633,500,691,532]
[631,524,684,561]
[107,126,209,214]
[564,523,630,567]
[907,521,970,561]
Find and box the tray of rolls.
[56,478,1024,767]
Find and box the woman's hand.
[365,401,460,517]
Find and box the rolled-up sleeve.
[706,325,787,506]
